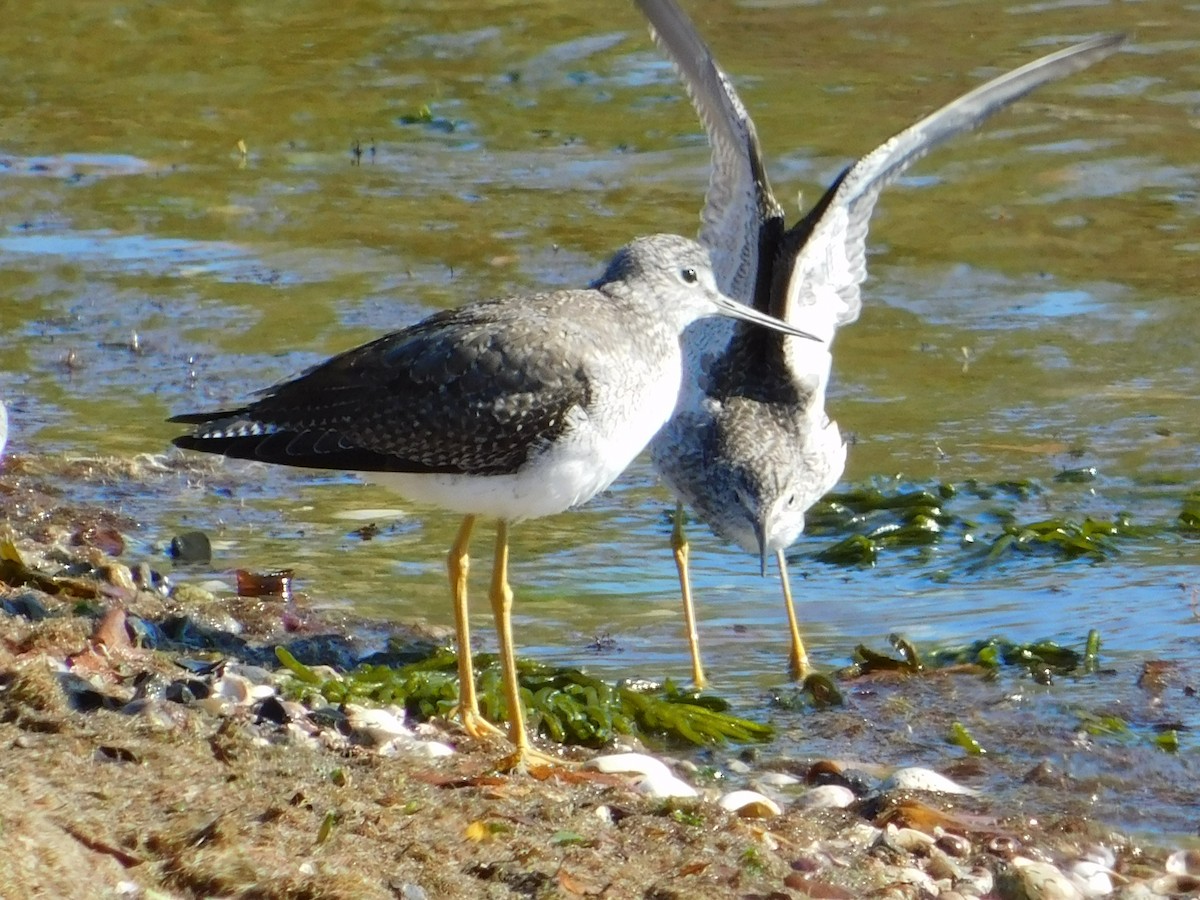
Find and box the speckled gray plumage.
[171,233,812,490]
[642,0,1123,554]
[637,0,1122,683]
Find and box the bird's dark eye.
[680,266,698,284]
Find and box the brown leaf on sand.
[556,867,605,896]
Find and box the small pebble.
[879,864,938,896]
[586,752,671,780]
[717,790,782,818]
[935,830,972,858]
[882,824,934,853]
[2,593,49,621]
[796,784,856,809]
[726,758,752,775]
[169,530,213,564]
[926,847,964,882]
[226,663,276,685]
[254,696,291,725]
[957,865,994,897]
[1151,873,1200,895]
[170,583,219,605]
[1113,884,1159,900]
[1009,857,1084,900]
[881,766,978,796]
[1167,849,1200,876]
[97,561,135,589]
[196,696,234,717]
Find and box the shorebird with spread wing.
[637,0,1123,686]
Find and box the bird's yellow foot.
[449,707,506,740]
[788,653,811,682]
[492,745,576,774]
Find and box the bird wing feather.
[781,32,1125,345]
[636,0,784,305]
[172,297,594,476]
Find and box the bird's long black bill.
[714,293,822,343]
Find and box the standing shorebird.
[638,0,1123,687]
[171,233,817,768]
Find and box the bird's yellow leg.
[489,521,564,771]
[447,514,503,739]
[671,502,707,690]
[777,549,810,680]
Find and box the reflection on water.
[1,0,1198,832]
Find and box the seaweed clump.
[276,647,773,748]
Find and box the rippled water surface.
[2,0,1199,833]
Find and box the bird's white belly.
[363,363,681,523]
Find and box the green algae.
[275,646,773,748]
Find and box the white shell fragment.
[212,673,254,705]
[1065,858,1114,897]
[586,752,671,780]
[634,771,698,799]
[755,771,802,788]
[717,790,782,818]
[344,704,412,746]
[410,740,455,759]
[796,784,856,809]
[881,767,979,796]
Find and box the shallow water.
[2,0,1199,834]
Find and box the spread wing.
[777,33,1125,346]
[171,297,593,477]
[635,0,785,307]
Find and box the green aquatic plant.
[275,647,773,748]
[804,478,1165,572]
[967,514,1140,570]
[846,631,1102,685]
[1178,490,1200,532]
[1075,711,1183,753]
[948,721,986,755]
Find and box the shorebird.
[171,233,817,768]
[638,0,1123,687]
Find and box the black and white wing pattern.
[776,33,1125,347]
[636,0,784,307]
